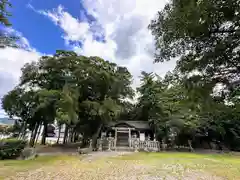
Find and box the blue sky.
[0,0,175,117]
[10,0,88,54]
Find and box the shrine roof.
[106,121,150,130]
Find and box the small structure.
[97,121,160,152]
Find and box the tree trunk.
[188,139,193,152]
[92,124,103,149]
[34,123,43,146]
[73,132,78,143]
[18,121,26,139]
[57,124,62,144]
[68,127,73,143]
[29,122,39,147]
[22,122,28,139]
[41,122,48,145]
[72,131,76,142]
[63,124,69,144]
[70,128,76,143]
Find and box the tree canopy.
[0,0,19,48]
[2,50,134,146]
[1,0,240,151]
[149,0,240,97]
[147,0,240,150]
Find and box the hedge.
[0,138,27,160]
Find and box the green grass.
[0,155,75,179]
[0,152,240,179]
[114,152,240,179]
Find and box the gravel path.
[5,152,224,180]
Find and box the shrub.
[0,138,27,160]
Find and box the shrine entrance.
[112,127,135,148]
[98,121,154,151]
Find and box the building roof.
[107,121,150,130]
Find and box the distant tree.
[0,0,19,48]
[0,0,11,26]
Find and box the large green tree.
[5,50,133,146]
[1,87,52,146]
[136,71,201,146]
[149,0,240,96]
[149,0,240,150]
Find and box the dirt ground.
[1,152,239,180]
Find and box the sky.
[0,0,176,117]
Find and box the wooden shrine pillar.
[114,128,117,151]
[128,128,131,147]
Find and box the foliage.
[135,69,240,150]
[1,0,239,151]
[0,138,27,160]
[0,0,19,48]
[2,50,133,146]
[136,71,198,143]
[0,0,11,26]
[149,0,240,98]
[148,0,240,150]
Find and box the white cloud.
[0,110,6,117]
[0,29,41,117]
[31,0,176,89]
[83,0,176,87]
[0,48,41,80]
[29,5,91,45]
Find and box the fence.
[130,138,160,152]
[97,137,161,152]
[97,137,115,151]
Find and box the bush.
[0,138,27,160]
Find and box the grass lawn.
[115,152,240,179]
[0,155,76,180]
[0,152,239,179]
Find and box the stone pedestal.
[107,137,114,151]
[98,139,102,151]
[20,147,37,160]
[134,139,139,152]
[143,141,148,152]
[108,140,111,151]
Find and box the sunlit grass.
[0,155,77,179]
[114,152,240,179]
[0,152,240,179]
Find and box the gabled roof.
[107,121,150,130]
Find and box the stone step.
[117,138,129,141]
[117,141,128,143]
[117,142,129,145]
[116,143,129,147]
[117,136,128,138]
[117,139,128,142]
[115,146,133,152]
[117,139,128,141]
